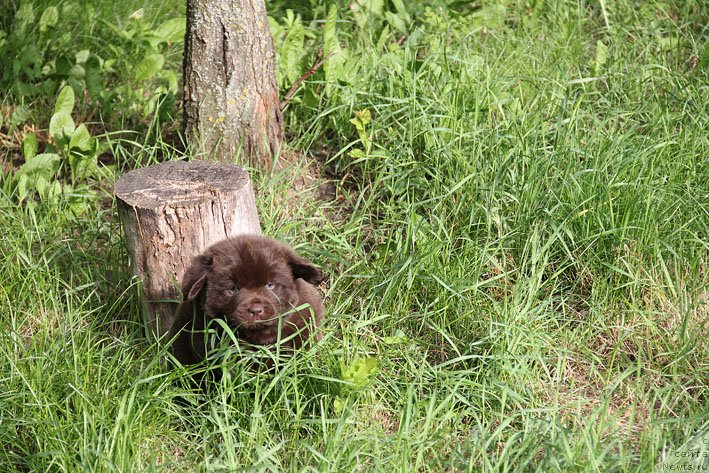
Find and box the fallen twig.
[280,49,337,110]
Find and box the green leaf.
[594,40,608,75]
[349,148,366,160]
[340,357,377,387]
[382,330,408,345]
[15,3,34,34]
[352,109,371,128]
[66,150,84,181]
[163,69,178,94]
[48,180,63,201]
[39,6,58,33]
[350,109,371,148]
[391,0,411,24]
[49,111,75,144]
[333,397,345,414]
[154,17,186,43]
[324,5,339,56]
[385,11,407,34]
[22,133,39,161]
[324,4,348,87]
[69,124,92,152]
[75,49,90,63]
[14,153,62,191]
[280,16,305,85]
[34,176,50,199]
[54,86,75,115]
[135,54,165,81]
[9,106,29,130]
[16,174,29,201]
[84,55,103,100]
[18,152,61,172]
[376,24,391,51]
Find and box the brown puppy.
[168,235,324,365]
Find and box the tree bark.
[183,0,283,168]
[115,160,262,337]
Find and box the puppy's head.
[181,235,323,330]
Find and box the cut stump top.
[115,159,252,209]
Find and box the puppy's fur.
[168,235,324,365]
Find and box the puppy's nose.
[249,303,264,316]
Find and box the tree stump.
[115,160,262,337]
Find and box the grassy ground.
[1,0,707,471]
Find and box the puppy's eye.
[226,285,240,295]
[265,282,275,290]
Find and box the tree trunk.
[115,160,262,337]
[183,0,283,168]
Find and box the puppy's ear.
[181,254,213,301]
[287,251,324,285]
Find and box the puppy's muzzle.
[248,302,265,316]
[234,296,278,327]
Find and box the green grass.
[1,0,707,471]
